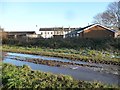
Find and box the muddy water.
[3,52,120,85]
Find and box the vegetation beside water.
[2,45,120,65]
[1,38,120,88]
[2,63,119,89]
[2,38,120,65]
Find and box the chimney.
[62,26,64,30]
[69,26,70,30]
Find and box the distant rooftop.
[39,27,78,31]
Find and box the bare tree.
[93,2,120,30]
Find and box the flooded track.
[3,52,120,85]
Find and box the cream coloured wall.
[38,31,54,38]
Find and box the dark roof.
[39,27,78,31]
[39,27,64,31]
[7,31,35,33]
[39,28,54,31]
[67,24,95,34]
[76,24,95,32]
[63,28,78,31]
[67,27,83,34]
[110,29,118,33]
[6,31,36,35]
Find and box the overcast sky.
[0,2,113,31]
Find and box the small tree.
[93,2,120,30]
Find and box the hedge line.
[2,37,120,50]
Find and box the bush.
[2,37,120,50]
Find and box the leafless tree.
[93,2,120,30]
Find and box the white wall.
[37,31,54,38]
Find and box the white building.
[37,27,78,38]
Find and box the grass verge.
[2,63,119,89]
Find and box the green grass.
[2,45,120,64]
[2,63,119,89]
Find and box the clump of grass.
[2,63,119,89]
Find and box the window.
[41,32,43,35]
[51,32,52,34]
[48,32,49,34]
